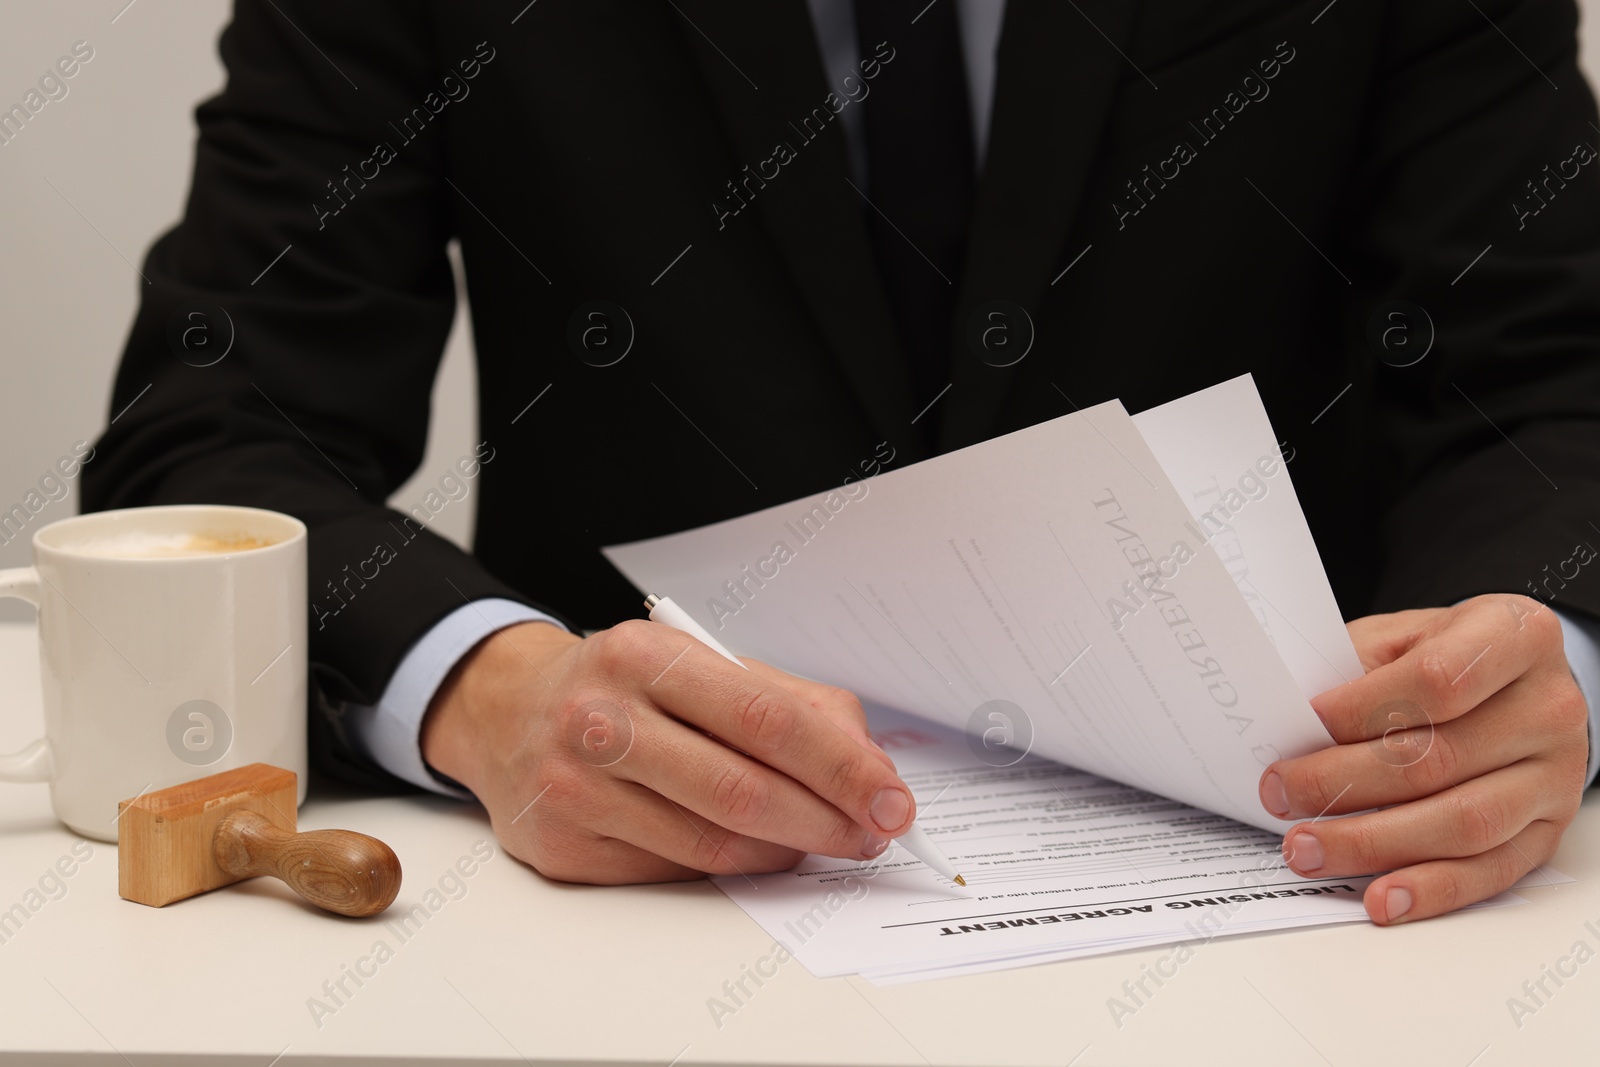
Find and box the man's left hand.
[1259,594,1589,924]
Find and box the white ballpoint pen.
[645,593,967,886]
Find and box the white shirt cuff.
[1551,606,1600,790]
[340,598,567,797]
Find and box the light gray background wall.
[3,1,1600,622]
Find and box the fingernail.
[1261,771,1289,818]
[1385,886,1413,923]
[862,833,889,857]
[870,788,911,832]
[1287,831,1322,872]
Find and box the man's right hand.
[419,619,916,884]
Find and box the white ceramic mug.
[0,504,308,840]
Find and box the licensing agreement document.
[720,704,1380,980]
[602,376,1565,981]
[606,375,1355,833]
[720,705,1554,985]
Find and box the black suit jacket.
[82,0,1600,789]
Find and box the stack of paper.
[712,703,1558,986]
[603,376,1564,983]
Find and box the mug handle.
[0,567,53,783]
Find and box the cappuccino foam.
[71,530,278,559]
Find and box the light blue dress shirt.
[343,0,1600,797]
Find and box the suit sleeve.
[78,0,573,788]
[1335,0,1600,627]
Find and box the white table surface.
[0,619,1596,1066]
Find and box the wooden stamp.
[117,763,401,918]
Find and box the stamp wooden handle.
[212,810,402,918]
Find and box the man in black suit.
[84,0,1600,925]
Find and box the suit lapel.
[673,1,923,451]
[939,0,1149,451]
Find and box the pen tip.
[954,874,967,887]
